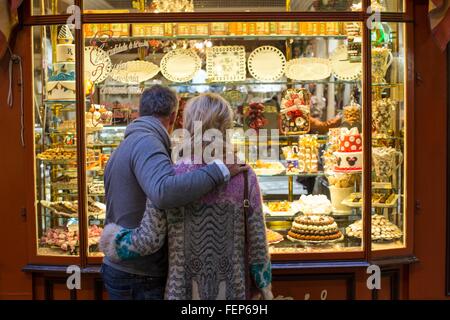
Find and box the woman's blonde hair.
[183,93,234,136]
[181,93,234,162]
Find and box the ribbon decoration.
[7,46,24,147]
[1,0,24,147]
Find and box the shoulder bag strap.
[243,170,252,300]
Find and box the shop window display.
[31,20,409,260]
[33,25,83,256]
[64,20,369,257]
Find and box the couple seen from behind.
[99,85,273,300]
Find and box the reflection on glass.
[371,22,406,250]
[33,25,79,256]
[84,21,365,256]
[83,0,362,13]
[371,0,404,12]
[33,0,74,15]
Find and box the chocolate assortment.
[372,98,396,136]
[279,89,311,135]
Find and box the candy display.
[87,105,113,130]
[266,229,284,245]
[372,98,396,136]
[279,89,311,135]
[334,127,363,172]
[282,135,319,174]
[341,191,398,208]
[346,215,402,242]
[52,176,78,191]
[297,194,332,215]
[40,225,103,254]
[327,173,356,214]
[343,101,361,126]
[245,102,268,131]
[322,128,341,172]
[288,215,343,242]
[327,173,355,188]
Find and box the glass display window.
[33,0,74,15]
[33,24,81,256]
[370,22,407,251]
[81,21,368,257]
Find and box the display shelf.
[341,194,399,208]
[37,158,77,165]
[43,100,76,104]
[167,80,360,87]
[85,34,349,42]
[371,83,405,88]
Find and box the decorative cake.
[288,215,343,242]
[47,25,76,101]
[334,127,363,172]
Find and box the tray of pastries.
[263,201,301,217]
[250,160,286,176]
[40,199,105,218]
[37,147,77,163]
[345,214,403,242]
[341,192,398,208]
[266,228,284,245]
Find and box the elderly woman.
[100,93,273,300]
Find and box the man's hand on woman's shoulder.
[227,164,250,177]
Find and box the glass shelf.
[167,80,360,87]
[85,34,349,42]
[257,172,326,178]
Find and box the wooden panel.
[272,274,355,300]
[447,43,450,297]
[0,26,33,301]
[408,0,449,300]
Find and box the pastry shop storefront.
[2,0,447,300]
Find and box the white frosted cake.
[297,194,332,215]
[334,127,363,172]
[47,25,76,101]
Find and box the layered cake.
[47,25,76,101]
[288,215,342,242]
[334,127,363,172]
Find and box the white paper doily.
[285,58,331,81]
[248,46,286,82]
[84,46,113,84]
[160,49,202,83]
[330,45,362,81]
[110,61,160,84]
[206,46,246,82]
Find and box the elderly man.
[101,85,245,300]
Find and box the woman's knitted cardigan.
[100,163,272,300]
